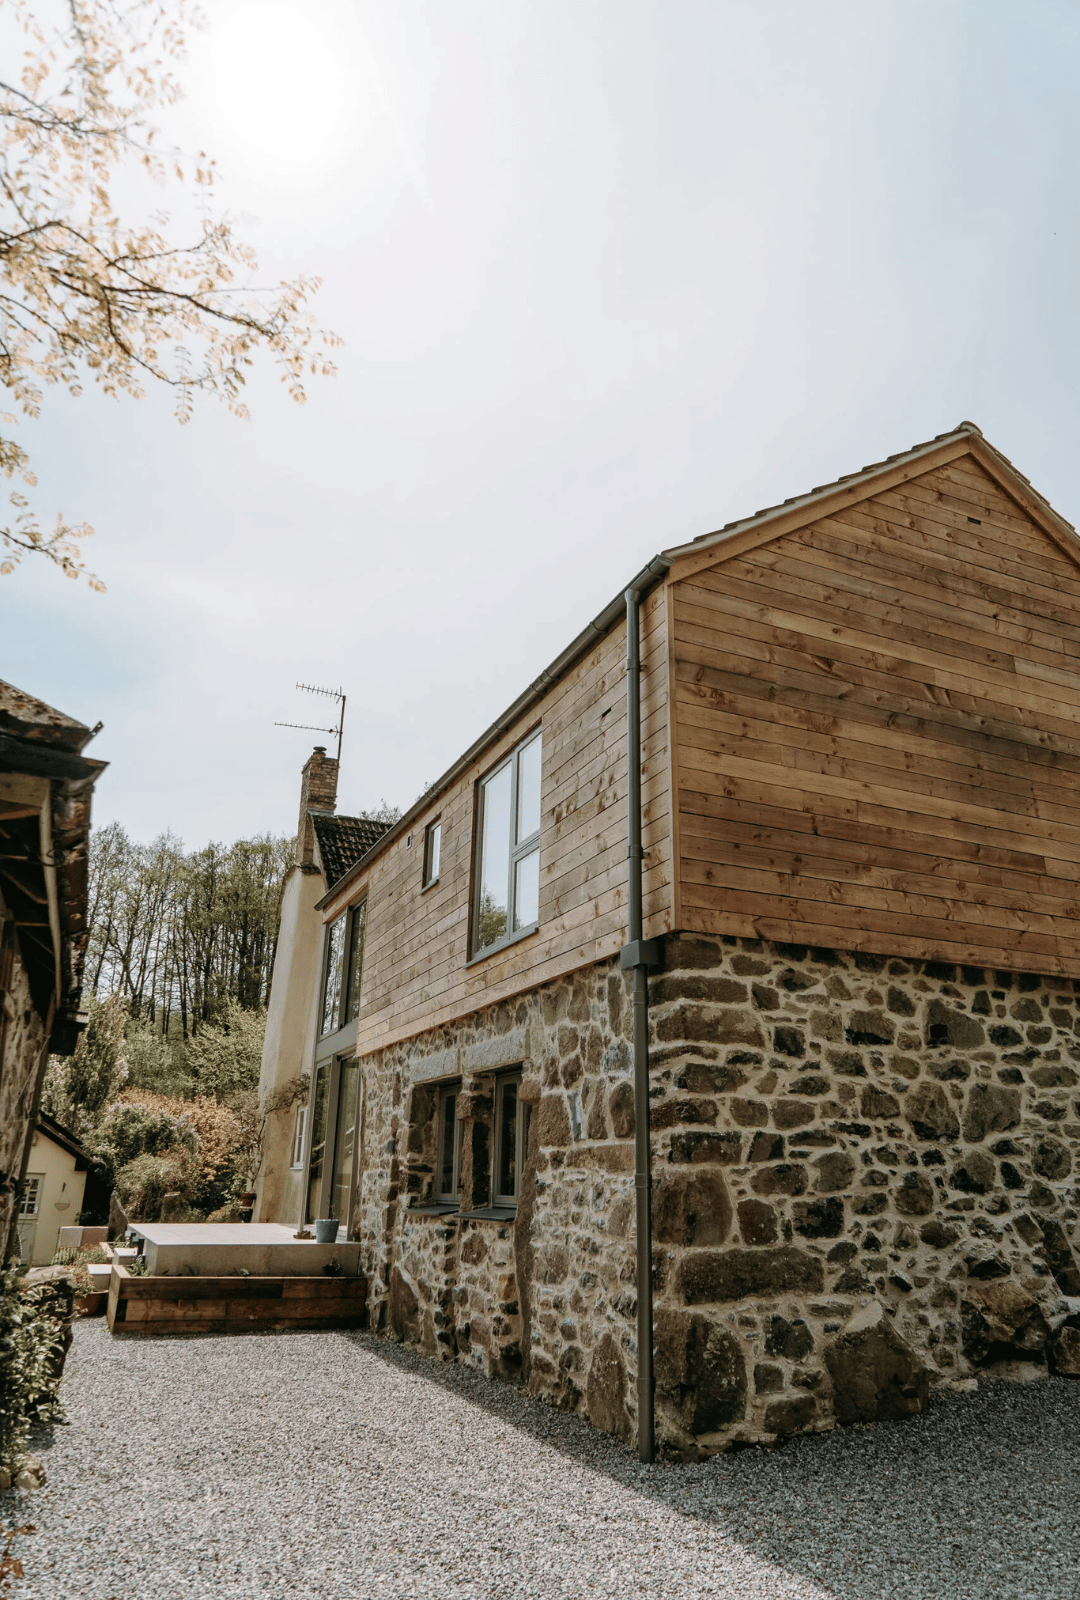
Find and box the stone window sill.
[408,1203,460,1217]
[458,1206,517,1222]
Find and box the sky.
[5,0,1080,848]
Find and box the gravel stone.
[5,1320,1080,1598]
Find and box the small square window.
[435,1081,463,1204]
[423,820,442,889]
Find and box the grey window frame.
[320,900,367,1038]
[302,1052,361,1226]
[434,1080,463,1204]
[422,819,442,890]
[469,729,541,961]
[491,1070,526,1208]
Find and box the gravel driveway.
[3,1319,1078,1599]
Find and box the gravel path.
[2,1319,1078,1599]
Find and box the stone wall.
[0,925,49,1253]
[352,934,1080,1457]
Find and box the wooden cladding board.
[324,587,673,1056]
[106,1266,367,1337]
[671,453,1080,974]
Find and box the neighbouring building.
[15,1111,94,1265]
[258,423,1080,1456]
[0,681,105,1261]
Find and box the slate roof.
[312,813,393,888]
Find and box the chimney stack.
[296,746,339,868]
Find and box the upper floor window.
[472,730,541,957]
[423,820,442,889]
[320,901,367,1036]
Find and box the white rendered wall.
[255,865,325,1223]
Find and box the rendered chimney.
[296,746,339,868]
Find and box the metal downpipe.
[625,575,655,1465]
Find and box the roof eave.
[314,552,672,911]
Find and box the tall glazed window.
[320,902,366,1036]
[472,730,541,958]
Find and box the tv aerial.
[274,682,346,762]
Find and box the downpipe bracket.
[620,938,663,970]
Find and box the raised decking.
[106,1263,367,1337]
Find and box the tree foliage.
[84,821,291,1037]
[0,0,338,584]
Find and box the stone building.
[0,680,105,1261]
[259,423,1080,1456]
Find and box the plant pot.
[76,1292,105,1318]
[239,1192,257,1207]
[313,1218,339,1244]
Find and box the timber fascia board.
[963,436,1080,573]
[663,435,975,584]
[663,425,1080,584]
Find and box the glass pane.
[476,763,511,951]
[496,1079,518,1200]
[321,915,346,1035]
[306,1062,331,1221]
[516,735,541,843]
[427,822,441,883]
[513,847,540,931]
[345,904,366,1022]
[329,1060,359,1225]
[438,1089,457,1198]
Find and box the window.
[320,915,346,1036]
[472,730,541,957]
[19,1176,41,1218]
[423,820,442,889]
[320,902,366,1036]
[344,903,366,1022]
[492,1072,529,1207]
[435,1081,463,1203]
[290,1105,307,1169]
[306,1061,331,1221]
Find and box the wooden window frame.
[469,729,542,962]
[434,1080,463,1205]
[422,819,442,891]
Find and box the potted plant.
[313,1214,339,1244]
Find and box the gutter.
[316,554,674,911]
[618,556,669,1464]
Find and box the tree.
[40,990,128,1136]
[0,0,337,585]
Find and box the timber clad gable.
[671,455,1080,973]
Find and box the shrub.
[114,1148,201,1221]
[0,1268,73,1471]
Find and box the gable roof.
[312,813,393,887]
[316,422,1078,907]
[36,1110,94,1171]
[663,421,1080,581]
